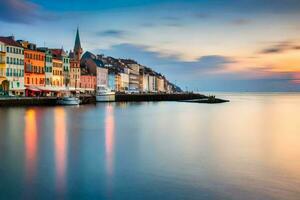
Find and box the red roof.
[0,37,23,48]
[50,48,66,57]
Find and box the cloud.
[96,30,128,38]
[97,43,234,79]
[0,0,39,23]
[260,41,300,54]
[160,16,184,27]
[97,43,300,91]
[0,0,60,24]
[231,19,251,26]
[194,13,209,19]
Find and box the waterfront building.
[52,58,63,88]
[148,74,157,92]
[80,51,108,93]
[69,59,81,90]
[156,76,165,93]
[120,72,129,92]
[51,49,70,88]
[0,40,7,94]
[69,28,83,92]
[80,74,96,93]
[108,71,116,91]
[0,37,25,96]
[115,73,121,92]
[19,41,45,96]
[38,48,53,88]
[97,66,108,87]
[142,73,150,92]
[128,63,140,91]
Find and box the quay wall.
[0,97,58,107]
[115,93,206,102]
[0,93,209,107]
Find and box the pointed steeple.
[74,27,81,51]
[73,27,83,61]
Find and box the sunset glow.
[2,0,300,91]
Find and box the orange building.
[23,48,45,96]
[70,59,81,89]
[80,75,96,93]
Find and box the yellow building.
[0,37,25,96]
[0,41,7,93]
[52,59,63,88]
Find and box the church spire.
[73,27,83,61]
[74,27,81,51]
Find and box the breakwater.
[115,93,206,102]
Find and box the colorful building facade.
[38,48,53,88]
[70,60,81,90]
[97,66,108,87]
[80,75,96,93]
[24,48,45,87]
[52,59,63,88]
[0,41,7,94]
[108,72,116,91]
[0,37,25,96]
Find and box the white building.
[96,66,108,86]
[142,73,149,92]
[148,74,156,92]
[0,36,25,96]
[156,76,165,92]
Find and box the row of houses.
[0,29,179,97]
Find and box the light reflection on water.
[54,107,67,194]
[0,94,300,199]
[105,104,115,196]
[24,109,37,181]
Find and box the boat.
[96,85,115,102]
[57,96,81,105]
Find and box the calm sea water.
[0,93,300,200]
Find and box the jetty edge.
[0,93,229,107]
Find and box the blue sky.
[1,0,300,91]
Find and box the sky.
[1,0,300,91]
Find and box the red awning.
[26,86,41,92]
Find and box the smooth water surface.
[0,93,300,199]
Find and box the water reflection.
[1,94,299,199]
[105,104,115,190]
[24,109,38,183]
[54,107,67,193]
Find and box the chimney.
[8,36,15,41]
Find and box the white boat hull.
[57,97,80,105]
[96,93,115,102]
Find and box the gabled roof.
[0,36,23,48]
[51,48,66,58]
